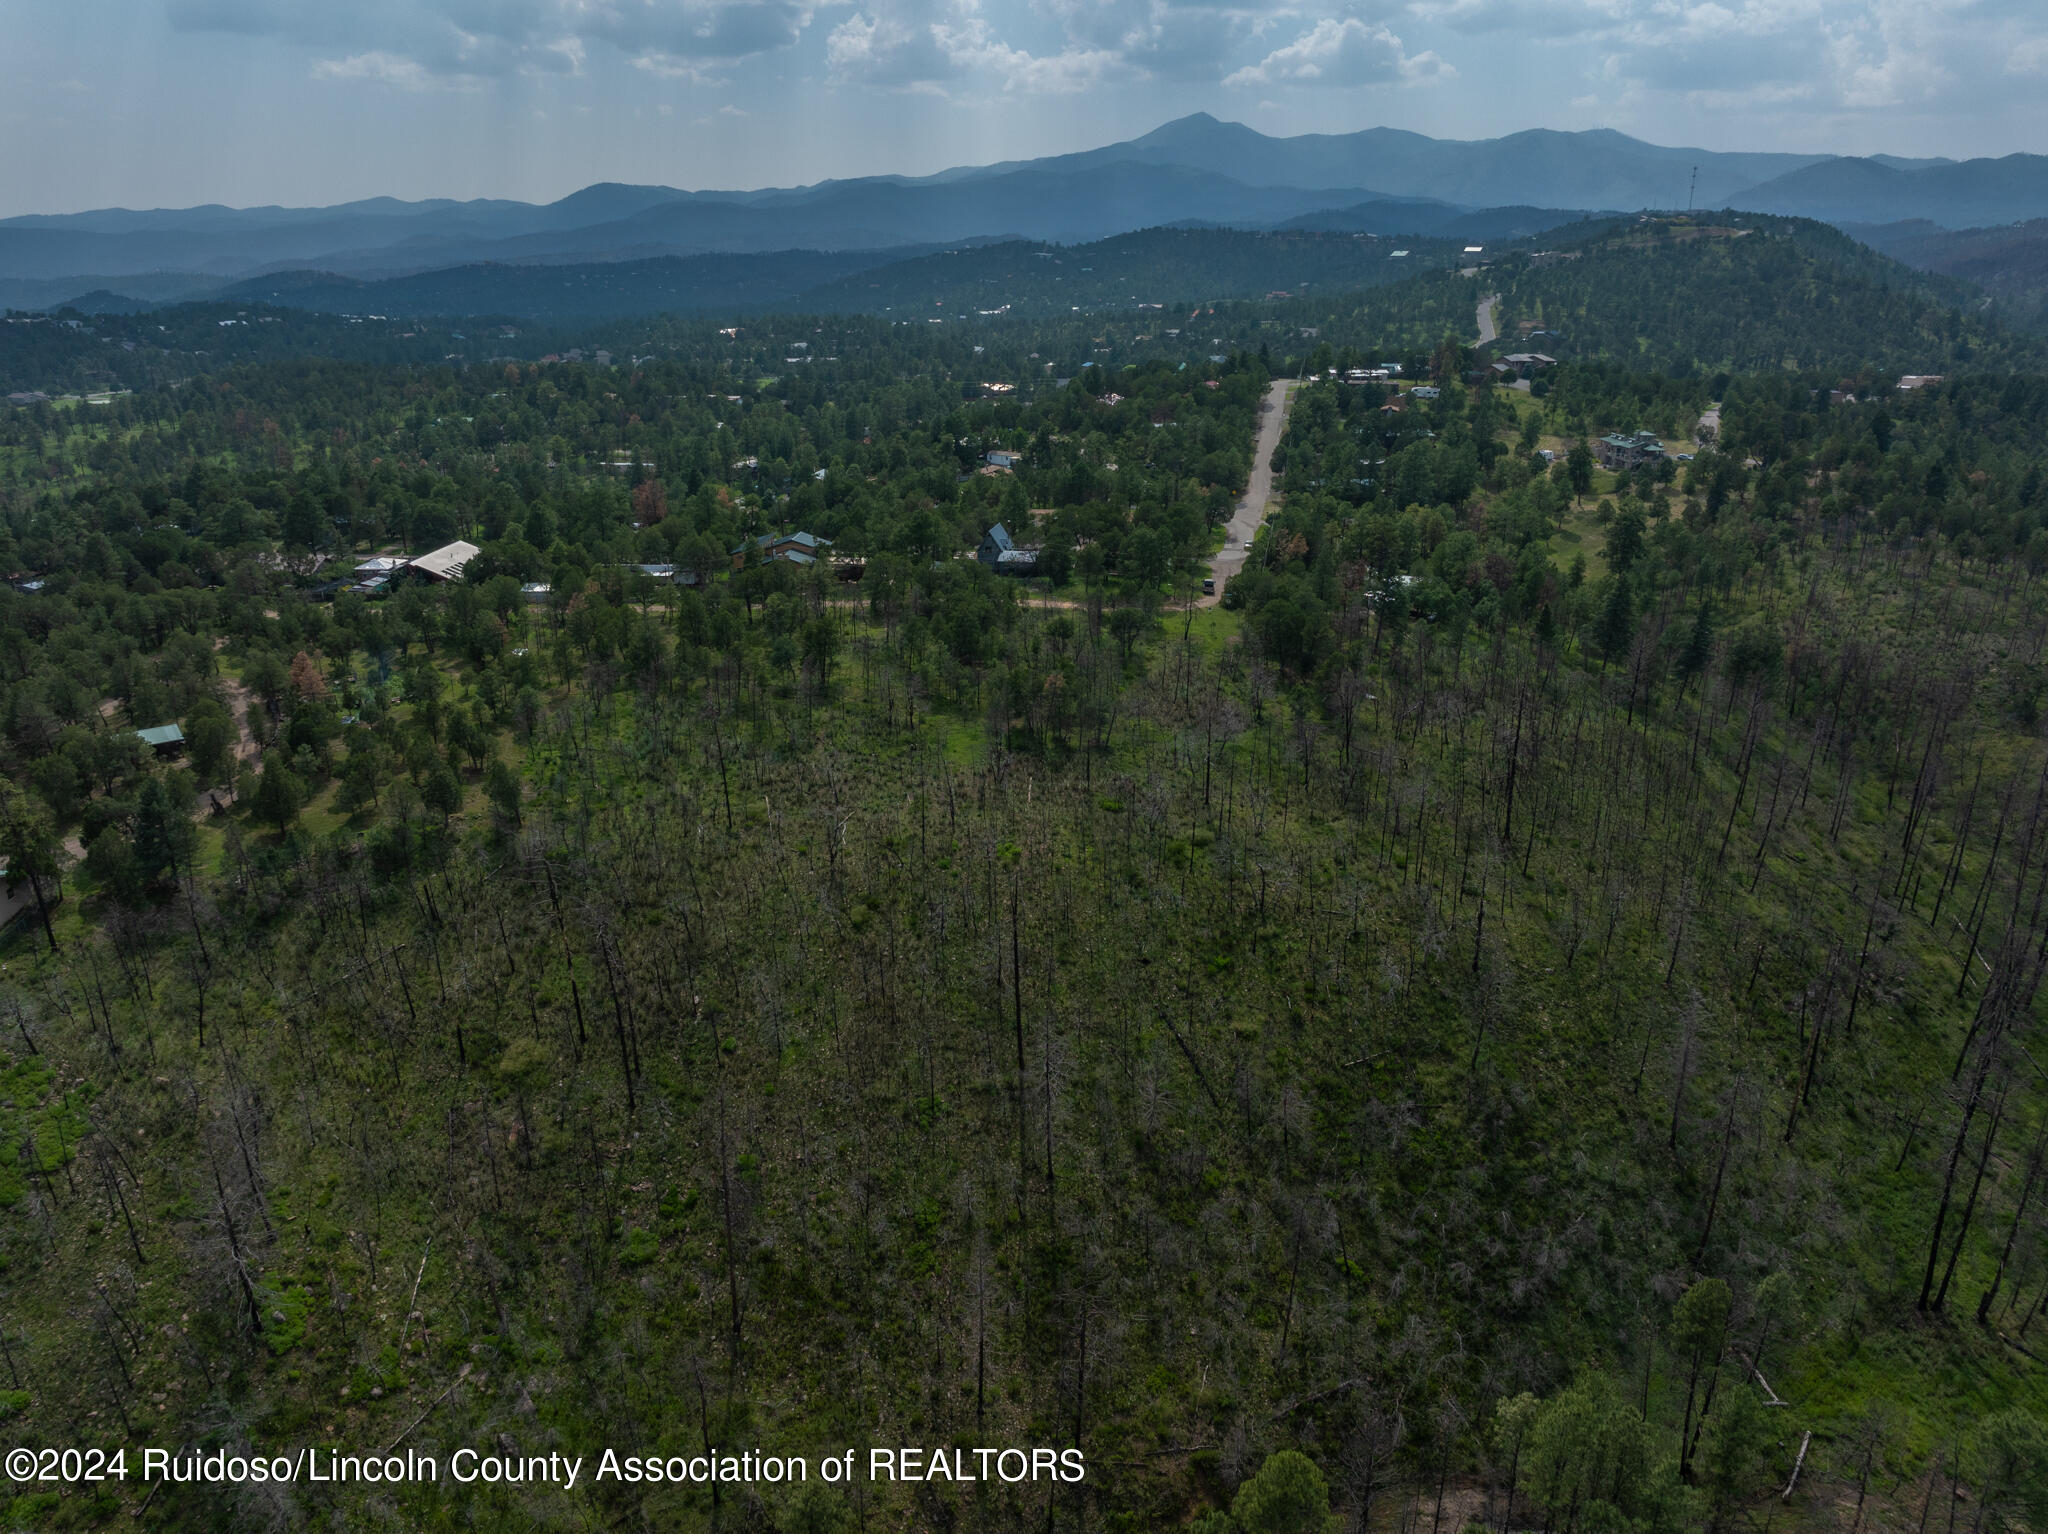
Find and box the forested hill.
[8,214,2037,401]
[1487,214,2035,375]
[788,228,1466,317]
[0,306,560,397]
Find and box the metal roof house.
[977,523,1038,575]
[407,540,481,582]
[1596,431,1667,470]
[136,723,185,756]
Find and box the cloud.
[1223,17,1448,88]
[310,50,452,90]
[169,0,816,80]
[824,0,1120,94]
[1409,0,1620,39]
[1036,0,1252,84]
[931,17,1119,93]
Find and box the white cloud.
[311,51,451,90]
[175,0,817,80]
[931,17,1118,93]
[824,0,1118,93]
[1224,18,1448,88]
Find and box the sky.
[3,0,2046,215]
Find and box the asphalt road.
[1201,377,1299,608]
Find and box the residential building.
[1596,431,1667,470]
[407,540,480,582]
[977,523,1038,575]
[731,531,834,570]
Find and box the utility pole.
[1687,165,1698,214]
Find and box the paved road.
[1202,377,1299,608]
[1476,293,1500,346]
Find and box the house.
[354,555,408,576]
[1502,353,1557,372]
[136,723,185,758]
[977,523,1038,575]
[731,531,834,570]
[521,582,552,604]
[1898,375,1945,391]
[407,540,480,582]
[1410,386,1441,401]
[985,450,1023,470]
[1597,431,1667,470]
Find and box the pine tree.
[1596,576,1635,666]
[1677,600,1716,690]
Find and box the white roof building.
[408,540,480,582]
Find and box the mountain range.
[4,113,2044,321]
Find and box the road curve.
[1202,377,1299,608]
[1476,293,1500,347]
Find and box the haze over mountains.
[4,112,2044,320]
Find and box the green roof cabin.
[136,723,185,757]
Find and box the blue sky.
[4,0,2046,214]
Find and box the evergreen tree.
[485,758,522,827]
[251,752,305,832]
[0,779,63,951]
[1677,600,1716,689]
[1596,576,1635,665]
[1230,1450,1337,1534]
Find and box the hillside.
[215,249,933,323]
[789,228,1466,318]
[1730,155,2048,228]
[1849,220,2048,335]
[1488,215,2033,375]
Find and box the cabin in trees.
[731,531,833,570]
[977,523,1038,575]
[1597,431,1667,470]
[136,724,185,758]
